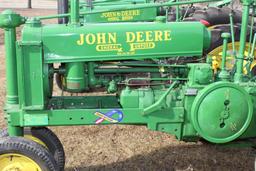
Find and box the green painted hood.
[21,21,211,63]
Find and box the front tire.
[0,137,59,171]
[0,127,65,171]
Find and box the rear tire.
[206,24,256,74]
[184,7,242,26]
[206,24,246,53]
[167,6,201,21]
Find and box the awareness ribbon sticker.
[94,109,124,124]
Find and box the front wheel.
[0,127,65,171]
[0,137,59,171]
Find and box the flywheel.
[191,82,253,143]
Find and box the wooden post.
[28,0,32,8]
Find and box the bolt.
[221,32,231,39]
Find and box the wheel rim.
[208,42,256,74]
[24,135,48,149]
[0,153,42,171]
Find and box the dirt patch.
[0,8,255,171]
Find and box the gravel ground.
[0,8,255,171]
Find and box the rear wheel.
[181,6,256,74]
[0,137,59,171]
[206,24,256,74]
[0,127,65,171]
[167,6,201,21]
[184,7,242,26]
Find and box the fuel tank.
[21,21,211,63]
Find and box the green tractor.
[0,0,256,170]
[57,0,240,24]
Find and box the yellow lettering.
[154,31,163,41]
[164,30,171,41]
[86,33,96,45]
[97,33,106,44]
[108,33,117,44]
[145,31,153,42]
[78,30,171,50]
[136,32,144,42]
[126,32,136,43]
[130,42,155,51]
[77,34,84,45]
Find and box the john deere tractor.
[0,0,256,170]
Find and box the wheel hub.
[0,154,42,171]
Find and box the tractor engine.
[27,21,210,93]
